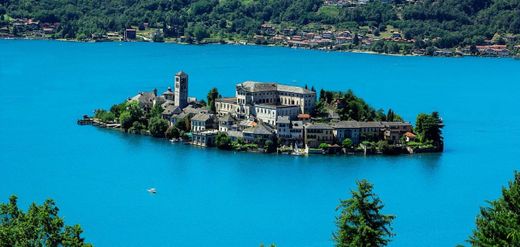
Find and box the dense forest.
[1,0,520,49]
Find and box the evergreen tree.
[470,172,520,246]
[386,109,395,121]
[0,195,91,247]
[319,89,326,102]
[334,180,395,247]
[207,88,220,113]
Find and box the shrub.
[216,132,232,150]
[165,126,180,139]
[148,117,169,138]
[319,143,330,149]
[342,138,353,149]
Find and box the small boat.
[292,143,306,156]
[147,188,157,194]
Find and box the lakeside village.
[2,17,519,58]
[81,71,444,155]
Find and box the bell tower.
[174,71,188,109]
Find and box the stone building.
[304,123,334,148]
[215,81,316,126]
[191,113,216,132]
[174,71,188,109]
[253,104,300,126]
[333,121,362,144]
[236,81,316,114]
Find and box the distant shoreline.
[3,36,518,60]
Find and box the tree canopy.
[148,116,169,138]
[334,179,395,247]
[414,112,444,149]
[0,195,91,247]
[2,0,519,49]
[470,171,520,246]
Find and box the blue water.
[1,40,520,246]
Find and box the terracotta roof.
[404,132,416,138]
[298,114,311,119]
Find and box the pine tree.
[469,172,520,246]
[334,180,395,247]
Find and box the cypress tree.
[334,180,395,247]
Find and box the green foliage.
[319,143,329,149]
[148,104,164,119]
[470,171,520,246]
[207,88,220,113]
[3,0,520,49]
[94,109,115,122]
[342,138,353,149]
[148,116,169,138]
[264,138,278,153]
[415,112,444,149]
[386,109,402,122]
[7,2,520,58]
[215,132,232,150]
[0,195,91,247]
[109,102,127,118]
[376,140,389,152]
[128,121,146,134]
[119,101,144,130]
[175,116,191,132]
[317,89,400,122]
[165,126,180,139]
[334,180,395,247]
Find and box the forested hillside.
[1,0,519,54]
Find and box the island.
[82,71,444,155]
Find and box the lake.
[1,39,520,246]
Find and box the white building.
[253,104,299,126]
[216,81,316,126]
[236,81,316,114]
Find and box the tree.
[207,88,220,113]
[148,116,169,138]
[215,132,232,150]
[334,180,395,247]
[192,24,209,42]
[119,101,144,130]
[0,195,91,247]
[415,112,444,149]
[264,137,278,153]
[386,109,395,122]
[342,138,353,149]
[165,126,180,139]
[94,109,115,122]
[175,116,191,132]
[469,172,520,246]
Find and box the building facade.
[304,123,334,148]
[253,104,300,126]
[235,81,316,114]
